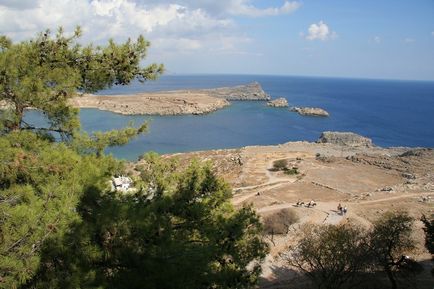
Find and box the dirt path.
[232,180,298,204]
[355,192,434,205]
[257,192,433,214]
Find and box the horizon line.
[162,72,434,83]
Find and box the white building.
[112,176,133,192]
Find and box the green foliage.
[26,155,268,289]
[72,122,148,157]
[272,159,288,171]
[0,27,163,135]
[287,223,370,289]
[284,167,299,175]
[0,131,121,288]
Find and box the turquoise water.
[24,75,434,160]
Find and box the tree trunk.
[385,267,397,289]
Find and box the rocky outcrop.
[267,97,288,108]
[200,82,270,100]
[290,106,329,117]
[317,131,373,147]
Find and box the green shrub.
[284,167,299,175]
[272,159,288,171]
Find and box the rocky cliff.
[198,82,270,100]
[267,97,289,107]
[317,131,373,147]
[291,106,329,117]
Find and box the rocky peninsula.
[69,92,230,116]
[69,82,269,115]
[267,97,289,107]
[291,106,329,117]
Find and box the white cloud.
[0,1,232,42]
[0,0,300,70]
[134,0,301,17]
[431,31,434,37]
[373,36,381,43]
[153,37,203,51]
[305,21,337,41]
[404,37,415,43]
[229,0,301,17]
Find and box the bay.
[24,75,434,160]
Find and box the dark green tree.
[0,27,163,137]
[0,131,122,288]
[25,155,268,289]
[0,27,162,287]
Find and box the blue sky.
[1,0,433,80]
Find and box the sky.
[1,0,434,80]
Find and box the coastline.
[69,82,270,115]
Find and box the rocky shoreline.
[267,97,288,107]
[69,82,269,115]
[290,106,329,116]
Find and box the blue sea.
[25,75,434,160]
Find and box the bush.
[284,167,299,175]
[272,159,288,171]
[287,223,371,289]
[263,208,299,235]
[285,211,419,289]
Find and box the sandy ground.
[137,141,434,288]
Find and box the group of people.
[337,203,348,215]
[295,199,317,208]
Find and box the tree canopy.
[0,27,163,137]
[286,223,370,289]
[0,131,122,287]
[285,211,420,289]
[0,28,268,289]
[24,155,267,289]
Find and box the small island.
[267,97,289,107]
[290,106,330,117]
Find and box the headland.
[69,82,270,115]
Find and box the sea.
[24,74,434,161]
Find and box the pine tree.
[0,27,163,138]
